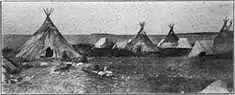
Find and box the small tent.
[112,40,129,49]
[188,40,214,58]
[15,8,82,60]
[157,24,179,48]
[94,37,114,48]
[125,22,158,52]
[213,17,234,54]
[200,80,230,93]
[176,38,192,49]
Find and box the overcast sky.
[2,1,233,35]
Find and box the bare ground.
[2,56,233,94]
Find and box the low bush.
[2,47,20,58]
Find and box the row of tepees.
[13,8,233,60]
[96,37,192,49]
[92,37,231,58]
[91,18,233,58]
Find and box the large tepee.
[16,8,82,60]
[157,24,179,48]
[213,17,234,54]
[125,22,158,53]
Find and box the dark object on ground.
[80,57,88,63]
[93,65,101,71]
[54,64,73,72]
[62,51,70,60]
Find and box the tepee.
[157,24,179,48]
[213,17,234,54]
[200,80,230,93]
[188,40,214,58]
[112,40,129,49]
[16,8,82,61]
[176,38,192,49]
[94,37,114,48]
[125,22,158,53]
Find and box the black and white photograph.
[1,1,234,94]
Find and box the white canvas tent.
[158,38,192,49]
[200,80,230,93]
[112,40,129,49]
[94,37,114,48]
[157,39,178,48]
[188,40,214,58]
[176,38,192,49]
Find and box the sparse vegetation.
[2,56,233,93]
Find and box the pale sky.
[2,1,234,35]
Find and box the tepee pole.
[3,55,21,69]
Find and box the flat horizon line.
[2,32,219,35]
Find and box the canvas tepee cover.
[213,18,234,54]
[126,22,158,52]
[94,37,114,48]
[112,40,129,49]
[188,40,214,58]
[16,8,82,60]
[176,38,192,49]
[200,80,230,93]
[157,24,179,48]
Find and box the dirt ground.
[2,56,234,94]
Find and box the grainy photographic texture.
[1,1,234,94]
